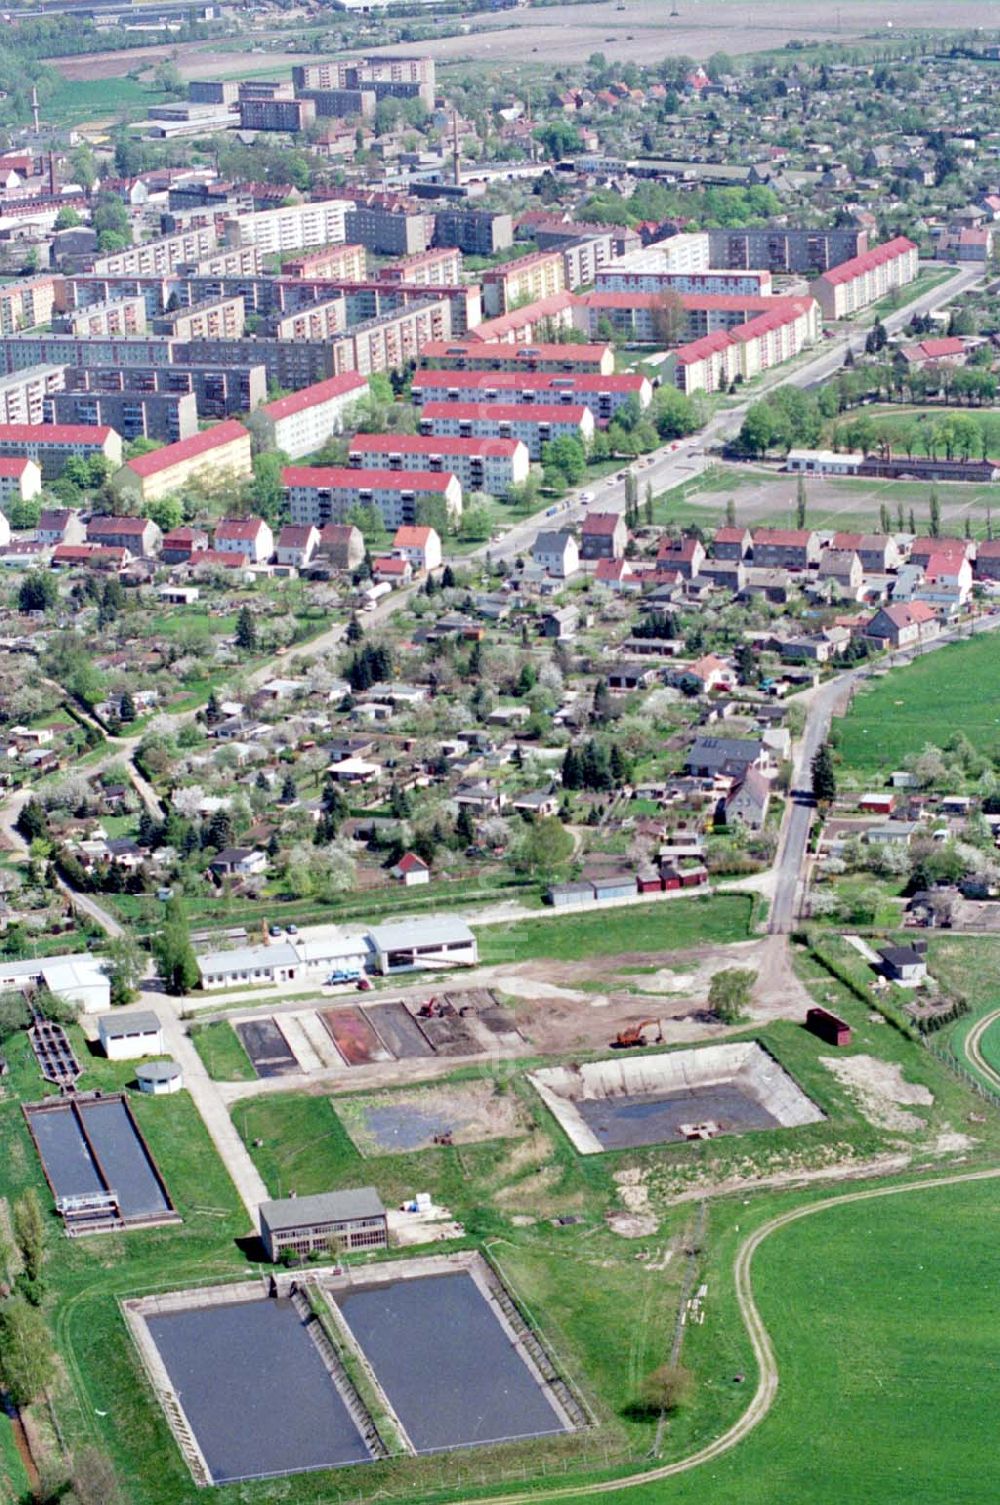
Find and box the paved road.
[479,263,982,568]
[769,609,1000,934]
[157,997,269,1224]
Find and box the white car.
[578,490,593,503]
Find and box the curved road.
[965,1009,1000,1093]
[457,1165,1000,1505]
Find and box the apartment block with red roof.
[810,237,918,319]
[411,368,651,424]
[0,423,122,480]
[481,249,565,317]
[283,465,462,531]
[348,431,529,497]
[420,339,614,376]
[247,372,369,460]
[115,420,251,505]
[417,400,594,461]
[672,297,820,395]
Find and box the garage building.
[98,1010,164,1060]
[367,918,478,974]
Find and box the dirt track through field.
[447,1164,1000,1504]
[965,1009,1000,1094]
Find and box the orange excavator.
[610,1019,662,1050]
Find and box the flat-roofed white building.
[367,917,477,973]
[196,941,302,990]
[0,952,111,1012]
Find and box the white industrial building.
[196,933,369,990]
[98,1010,164,1061]
[136,1060,183,1094]
[0,952,111,1013]
[367,917,478,974]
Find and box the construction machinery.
[609,1019,662,1050]
[418,996,455,1019]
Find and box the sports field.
[575,1174,1000,1505]
[835,633,1000,776]
[664,464,999,538]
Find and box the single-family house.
[372,554,413,585]
[390,852,430,886]
[87,515,161,556]
[581,511,627,561]
[684,654,732,693]
[541,605,579,639]
[712,526,752,561]
[657,536,706,579]
[209,846,268,878]
[878,942,928,984]
[316,523,365,572]
[275,524,320,569]
[724,766,771,829]
[36,509,84,547]
[392,525,442,573]
[974,538,1000,582]
[817,549,863,595]
[215,516,274,564]
[533,530,579,578]
[751,527,821,570]
[160,525,209,564]
[865,601,940,651]
[685,735,769,778]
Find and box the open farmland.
[44,0,1000,85]
[834,634,1000,777]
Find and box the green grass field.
[474,894,755,966]
[0,1412,30,1503]
[43,76,172,127]
[835,634,1000,776]
[189,1020,256,1081]
[574,1174,1000,1505]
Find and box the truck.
[360,581,391,611]
[326,967,362,985]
